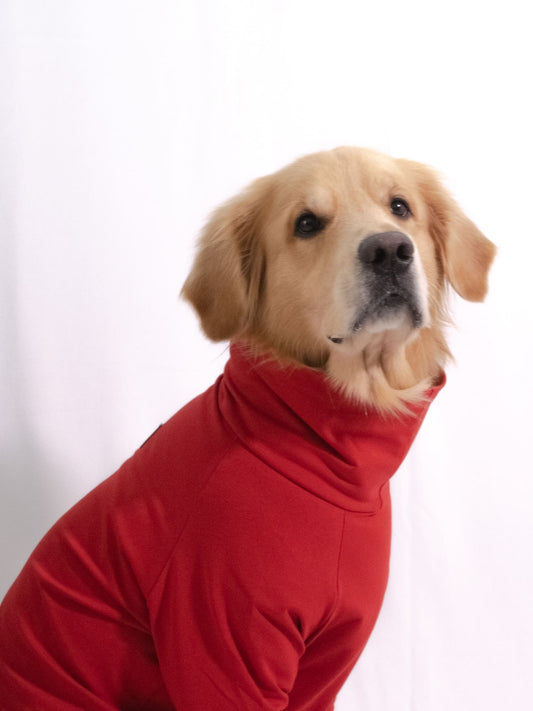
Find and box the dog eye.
[390,198,412,219]
[294,211,325,238]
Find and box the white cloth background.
[1,1,532,709]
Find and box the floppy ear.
[439,204,496,301]
[181,176,271,341]
[403,161,496,301]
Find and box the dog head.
[182,147,495,412]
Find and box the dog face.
[183,147,495,411]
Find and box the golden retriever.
[0,147,496,710]
[183,146,496,412]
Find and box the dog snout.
[358,232,414,276]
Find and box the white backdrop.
[1,1,532,709]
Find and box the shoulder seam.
[144,438,237,601]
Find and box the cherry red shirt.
[0,345,443,710]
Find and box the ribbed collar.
[217,344,444,512]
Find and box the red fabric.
[0,346,443,710]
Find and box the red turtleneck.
[0,346,443,710]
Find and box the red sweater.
[0,346,443,710]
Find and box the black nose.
[358,231,414,275]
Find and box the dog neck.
[218,343,445,511]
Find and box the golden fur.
[182,147,495,413]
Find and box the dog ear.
[439,202,496,301]
[403,161,496,301]
[181,176,271,341]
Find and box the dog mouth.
[354,288,424,330]
[328,288,424,344]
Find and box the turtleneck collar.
[217,344,445,513]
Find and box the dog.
[0,148,495,710]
